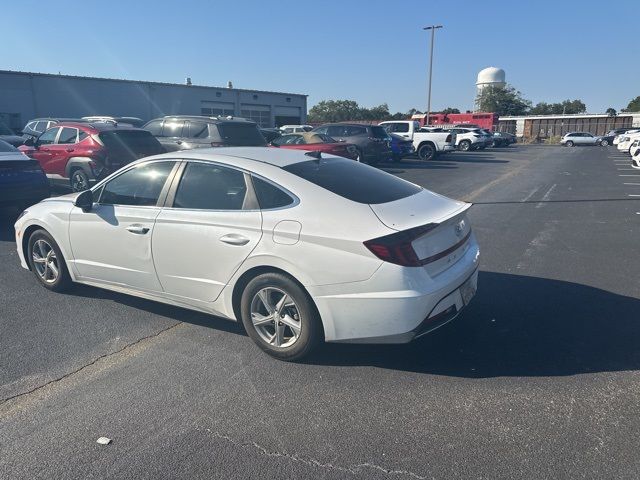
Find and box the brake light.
[364,223,438,267]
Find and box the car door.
[152,161,263,303]
[47,126,78,177]
[159,119,186,151]
[68,160,178,292]
[30,127,60,174]
[185,120,210,149]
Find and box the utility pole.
[423,25,443,126]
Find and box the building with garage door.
[0,70,307,130]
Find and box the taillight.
[364,223,438,267]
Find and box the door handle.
[66,148,74,152]
[126,225,150,235]
[219,233,250,246]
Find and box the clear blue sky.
[4,0,638,114]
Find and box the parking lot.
[1,144,639,479]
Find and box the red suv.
[20,122,165,191]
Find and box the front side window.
[313,126,328,135]
[144,120,163,136]
[37,127,60,145]
[173,162,248,210]
[57,127,78,144]
[99,161,176,206]
[161,120,185,138]
[326,125,344,137]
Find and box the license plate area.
[460,276,477,305]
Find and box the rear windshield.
[370,126,389,139]
[98,130,165,157]
[283,157,421,204]
[217,122,266,146]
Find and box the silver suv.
[561,132,604,147]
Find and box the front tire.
[458,140,471,152]
[70,169,90,192]
[240,272,323,361]
[417,143,436,161]
[566,140,574,147]
[600,139,609,146]
[27,229,72,292]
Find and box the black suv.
[143,115,266,152]
[311,123,391,164]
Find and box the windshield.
[218,122,266,146]
[283,157,421,204]
[370,126,390,139]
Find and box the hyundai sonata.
[15,147,479,360]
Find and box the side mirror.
[23,137,35,147]
[74,189,93,212]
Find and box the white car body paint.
[15,147,480,343]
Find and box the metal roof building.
[0,70,307,130]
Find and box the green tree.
[476,85,531,116]
[308,100,361,123]
[622,96,640,112]
[606,107,617,117]
[530,99,587,115]
[438,107,460,114]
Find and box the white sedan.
[14,148,480,360]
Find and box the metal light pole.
[423,25,443,126]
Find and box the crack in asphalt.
[0,321,182,406]
[201,428,430,479]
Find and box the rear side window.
[252,176,294,209]
[344,126,366,136]
[284,158,421,204]
[173,162,248,210]
[188,121,209,139]
[57,127,78,144]
[217,122,266,146]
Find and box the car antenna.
[305,151,322,161]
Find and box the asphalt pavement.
[1,145,639,479]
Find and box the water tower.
[475,67,506,110]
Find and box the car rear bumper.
[0,184,50,207]
[308,234,480,343]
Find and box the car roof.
[141,146,317,168]
[318,123,372,128]
[54,121,145,132]
[156,115,255,123]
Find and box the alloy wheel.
[32,239,59,284]
[250,287,302,348]
[71,171,89,192]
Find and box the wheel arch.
[20,222,75,280]
[230,265,325,340]
[64,157,95,179]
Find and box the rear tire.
[240,272,323,361]
[458,140,471,152]
[417,143,436,161]
[27,229,72,292]
[566,140,574,147]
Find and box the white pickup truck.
[379,120,456,160]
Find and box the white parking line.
[629,194,640,197]
[623,183,640,185]
[536,184,556,208]
[619,174,640,177]
[618,168,636,170]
